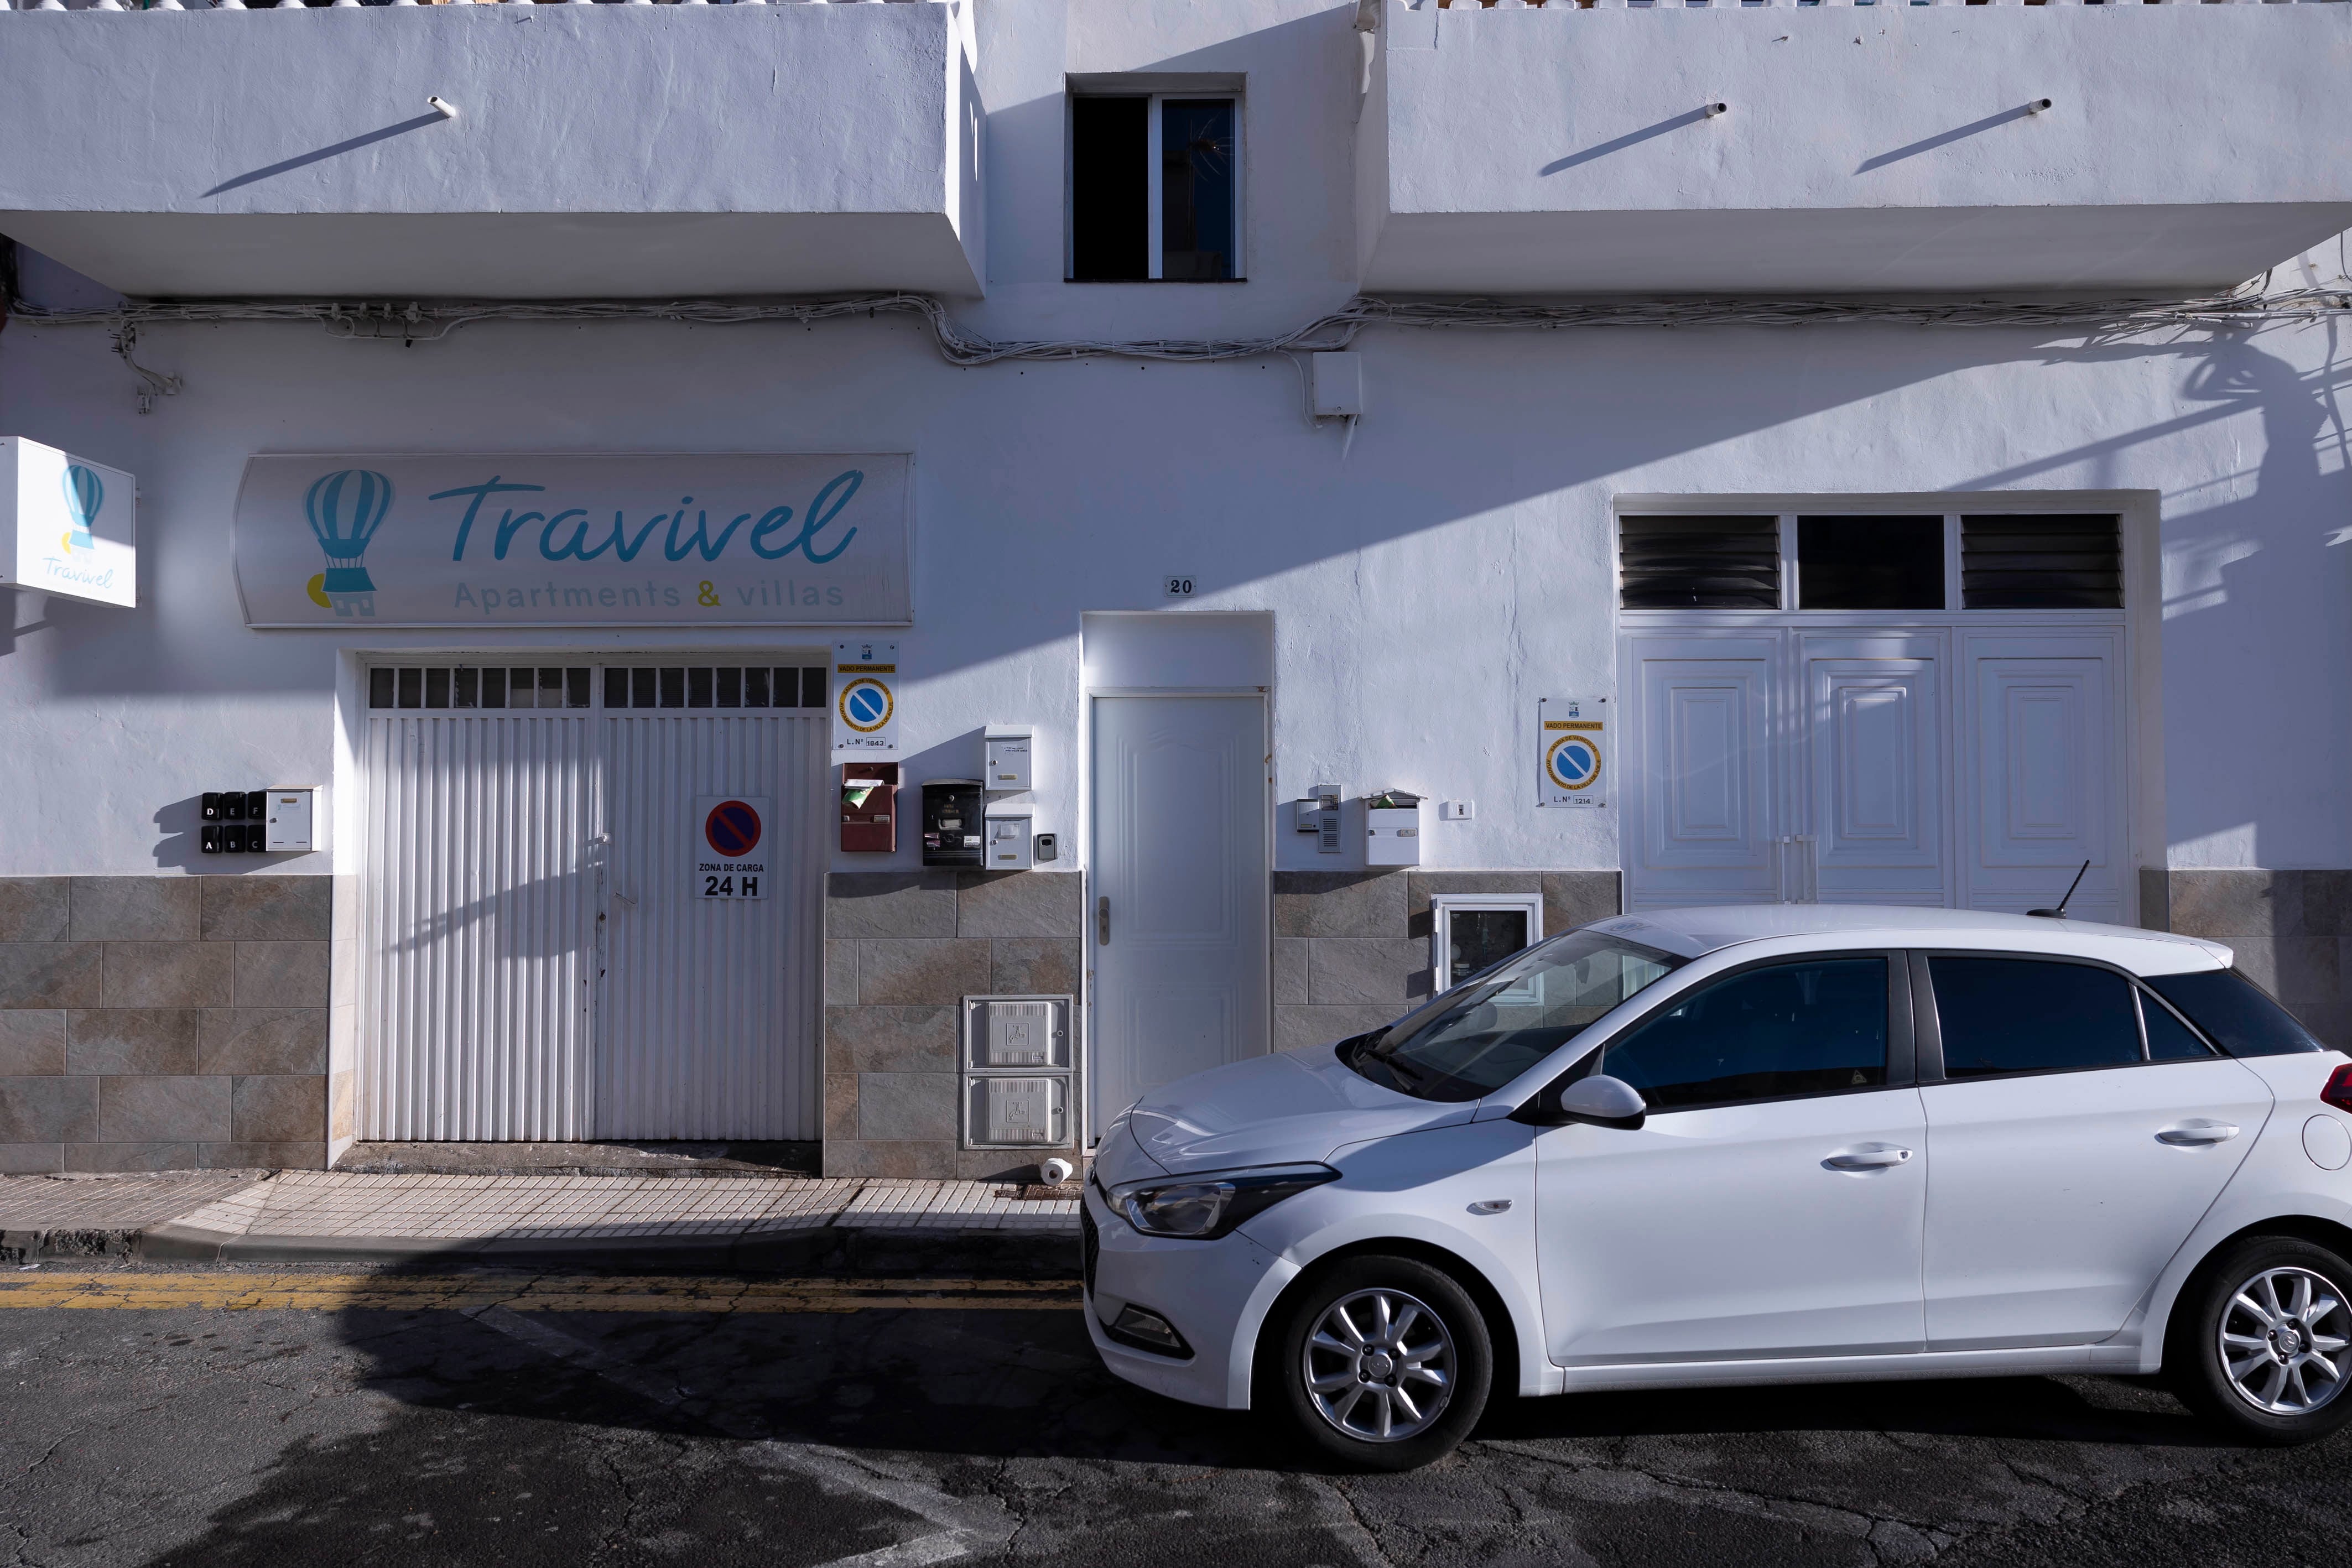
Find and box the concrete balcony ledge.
[0,3,982,298]
[1362,0,2352,294]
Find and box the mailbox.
[983,726,1033,793]
[921,779,984,868]
[983,810,1034,871]
[840,762,899,854]
[1365,789,1424,867]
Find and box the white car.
[1081,906,2352,1470]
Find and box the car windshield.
[1342,930,1685,1102]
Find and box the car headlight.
[1108,1164,1340,1240]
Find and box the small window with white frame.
[1068,86,1242,283]
[1429,894,1546,997]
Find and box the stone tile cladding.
[2160,869,2350,1050]
[824,871,1084,1181]
[1273,871,1622,1054]
[0,877,329,1174]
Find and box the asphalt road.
[6,1265,2351,1568]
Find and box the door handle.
[2156,1120,2240,1146]
[1822,1145,1913,1171]
[1097,895,1110,946]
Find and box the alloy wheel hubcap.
[2219,1265,2352,1416]
[1302,1288,1454,1442]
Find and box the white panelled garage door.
[360,661,829,1142]
[1618,510,2134,925]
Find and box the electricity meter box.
[840,762,899,854]
[960,993,1075,1150]
[984,809,1034,871]
[1365,790,1424,867]
[920,778,984,868]
[983,726,1033,793]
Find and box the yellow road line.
[0,1273,1081,1315]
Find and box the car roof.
[1586,904,2231,975]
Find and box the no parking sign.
[1539,696,1606,809]
[694,795,770,898]
[832,640,898,754]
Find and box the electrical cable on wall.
[7,280,2351,411]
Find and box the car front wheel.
[1268,1255,1492,1471]
[2170,1234,2352,1445]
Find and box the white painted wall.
[0,0,2346,884]
[0,5,983,296]
[1366,3,2352,292]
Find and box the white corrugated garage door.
[360,661,828,1142]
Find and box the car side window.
[1930,957,2140,1079]
[1600,957,1888,1112]
[2139,990,2217,1062]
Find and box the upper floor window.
[1069,92,1241,283]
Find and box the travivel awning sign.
[0,436,137,609]
[232,451,912,628]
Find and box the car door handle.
[1823,1146,1913,1171]
[2156,1121,2240,1146]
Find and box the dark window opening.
[1071,96,1148,282]
[1161,99,1236,282]
[1961,514,2122,609]
[1445,909,1531,990]
[1619,515,1780,608]
[1797,515,1944,610]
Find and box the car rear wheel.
[1268,1255,1491,1471]
[2170,1235,2352,1445]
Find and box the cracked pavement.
[5,1266,2352,1568]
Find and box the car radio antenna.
[2028,861,2090,920]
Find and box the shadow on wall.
[2028,333,2352,861]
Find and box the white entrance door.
[1625,629,2119,918]
[361,707,598,1140]
[1089,695,1270,1123]
[598,708,827,1139]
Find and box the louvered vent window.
[368,666,590,710]
[602,666,829,710]
[1960,515,2122,610]
[1619,516,1781,608]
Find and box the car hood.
[1120,1044,1475,1176]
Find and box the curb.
[3,1226,142,1264]
[129,1221,1082,1279]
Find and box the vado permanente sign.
[232,452,911,627]
[0,436,137,609]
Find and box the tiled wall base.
[1274,870,1622,1054]
[2159,869,2349,1049]
[0,878,330,1174]
[823,871,1084,1181]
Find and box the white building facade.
[0,0,2346,1178]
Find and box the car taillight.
[2323,1064,2352,1114]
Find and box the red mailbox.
[840,762,899,854]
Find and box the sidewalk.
[0,1168,1082,1276]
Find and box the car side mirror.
[1517,1073,1647,1131]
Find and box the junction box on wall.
[960,993,1074,1150]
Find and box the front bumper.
[1080,1179,1297,1410]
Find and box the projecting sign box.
[0,437,136,608]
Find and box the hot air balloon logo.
[303,468,392,619]
[60,464,102,554]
